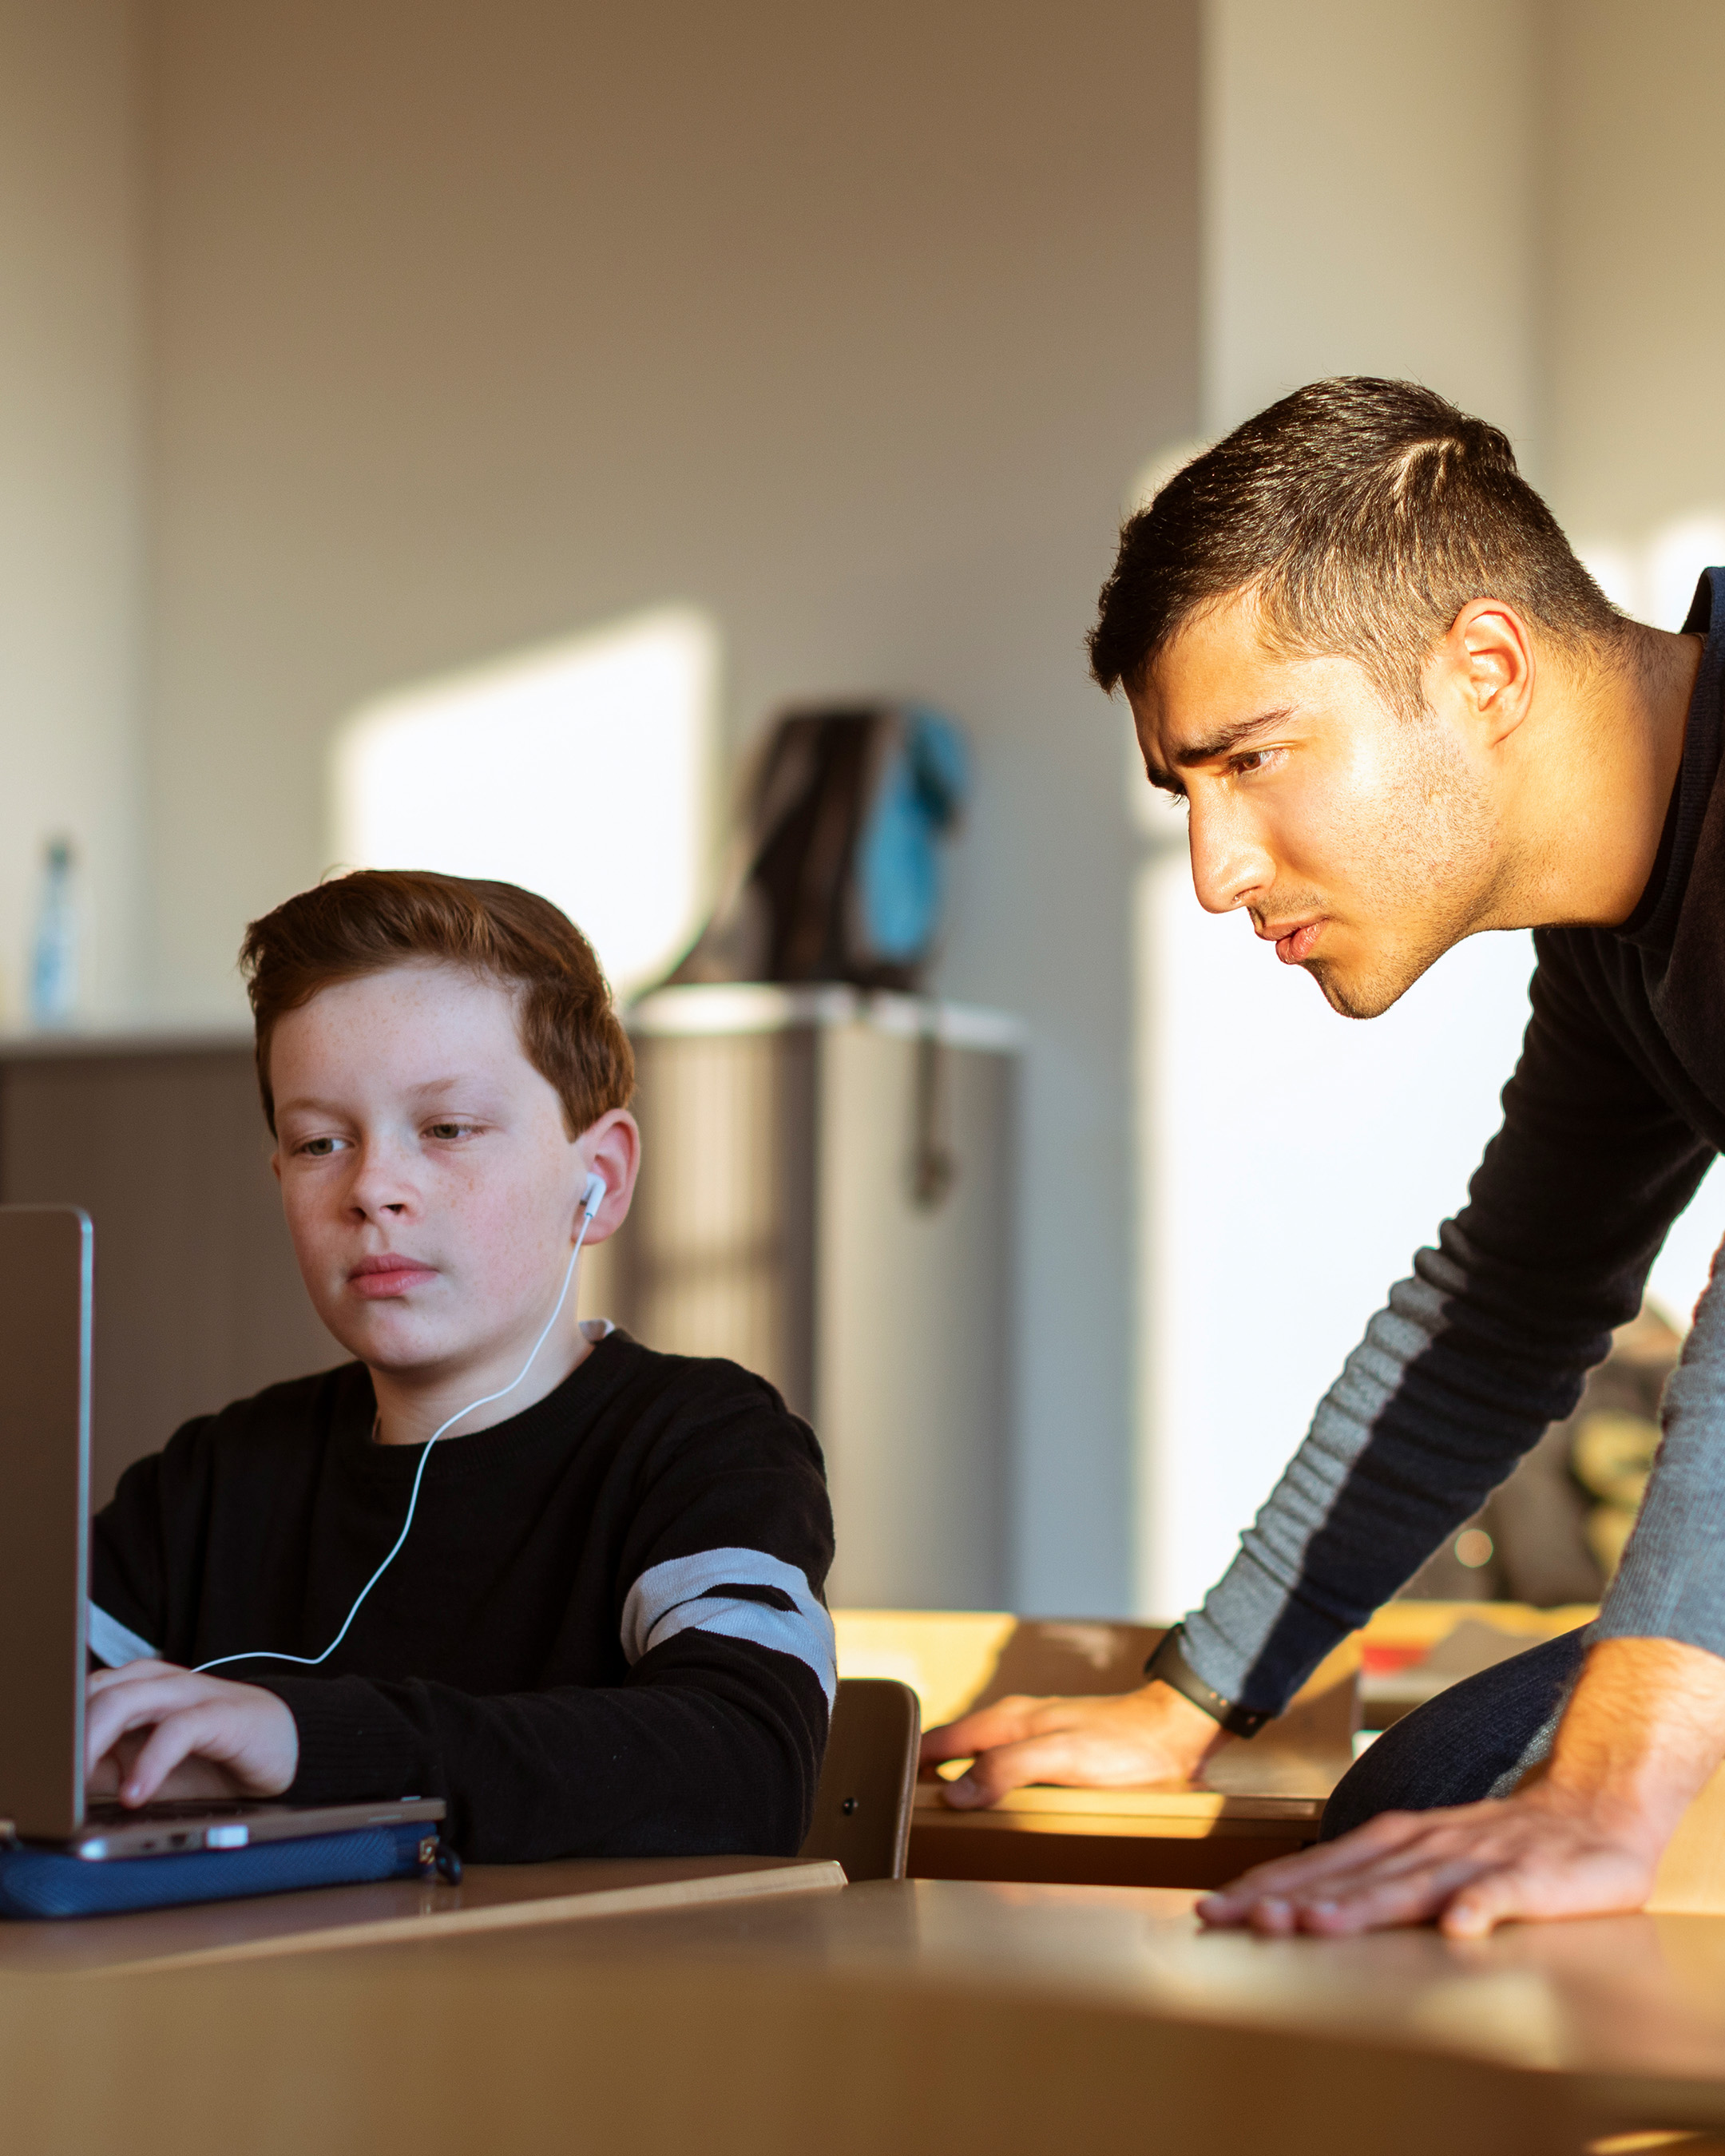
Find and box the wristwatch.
[1144,1626,1271,1738]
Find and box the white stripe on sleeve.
[89,1601,159,1668]
[621,1547,836,1703]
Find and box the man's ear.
[576,1108,641,1244]
[1426,599,1536,747]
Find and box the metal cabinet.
[0,997,1021,1604]
[596,986,1021,1609]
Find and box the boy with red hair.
[84,871,835,1862]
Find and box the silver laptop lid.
[0,1205,91,1839]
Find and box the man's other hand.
[1196,1783,1663,1940]
[85,1661,299,1807]
[918,1679,1227,1806]
[1199,1636,1725,1937]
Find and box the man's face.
[1130,593,1500,1019]
[269,963,598,1383]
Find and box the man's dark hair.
[1089,378,1628,717]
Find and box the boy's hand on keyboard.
[85,1662,299,1806]
[918,1681,1227,1806]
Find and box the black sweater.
[89,1331,836,1862]
[1185,565,1725,1710]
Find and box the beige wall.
[7,0,1721,1619]
[1541,0,1725,620]
[0,0,143,1024]
[139,0,1202,1611]
[1139,0,1725,1614]
[1139,0,1548,1613]
[1202,0,1538,446]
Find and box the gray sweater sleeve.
[1593,1255,1725,1649]
[1181,939,1715,1716]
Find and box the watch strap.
[1144,1626,1271,1738]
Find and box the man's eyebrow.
[1144,707,1295,794]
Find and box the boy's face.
[268,963,634,1383]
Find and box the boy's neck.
[369,1321,597,1447]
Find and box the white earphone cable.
[196,1176,605,1675]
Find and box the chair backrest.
[799,1678,921,1881]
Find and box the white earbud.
[581,1170,608,1221]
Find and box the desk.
[835,1610,1357,1887]
[0,1853,843,1979]
[908,1780,1330,1887]
[13,1873,1725,2154]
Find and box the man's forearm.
[1539,1636,1725,1847]
[1184,1248,1597,1714]
[1188,953,1714,1720]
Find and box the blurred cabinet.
[596,986,1021,1609]
[0,1036,333,1505]
[1,1005,1021,1597]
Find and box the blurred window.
[331,607,717,997]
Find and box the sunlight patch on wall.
[1579,512,1725,630]
[331,607,719,998]
[1132,832,1541,1619]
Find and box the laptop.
[0,1203,442,1861]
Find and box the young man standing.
[923,378,1725,1938]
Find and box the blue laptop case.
[0,1819,442,1923]
[0,1820,436,1920]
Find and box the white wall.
[139,0,1202,1614]
[7,0,1719,1623]
[1140,0,1725,1617]
[1139,0,1546,1615]
[1201,0,1539,452]
[1541,0,1725,599]
[0,0,144,1026]
[1537,0,1725,1371]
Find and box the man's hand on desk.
[85,1662,298,1807]
[918,1680,1227,1805]
[1200,1637,1725,1939]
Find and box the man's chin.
[1303,955,1422,1022]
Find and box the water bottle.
[28,837,78,1029]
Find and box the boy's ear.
[577,1109,640,1243]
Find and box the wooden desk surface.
[0,1853,843,1979]
[12,1875,1725,2154]
[866,1606,1598,1892]
[899,1627,1355,1888]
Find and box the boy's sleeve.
[87,1449,178,1664]
[258,1376,836,1863]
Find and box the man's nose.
[1187,801,1273,916]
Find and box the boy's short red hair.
[239,869,635,1138]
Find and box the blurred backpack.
[665,705,968,993]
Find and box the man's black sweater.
[1184,566,1725,1713]
[89,1330,836,1863]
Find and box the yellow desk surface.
[889,1620,1357,1888]
[12,1874,1725,2154]
[851,1604,1595,1891]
